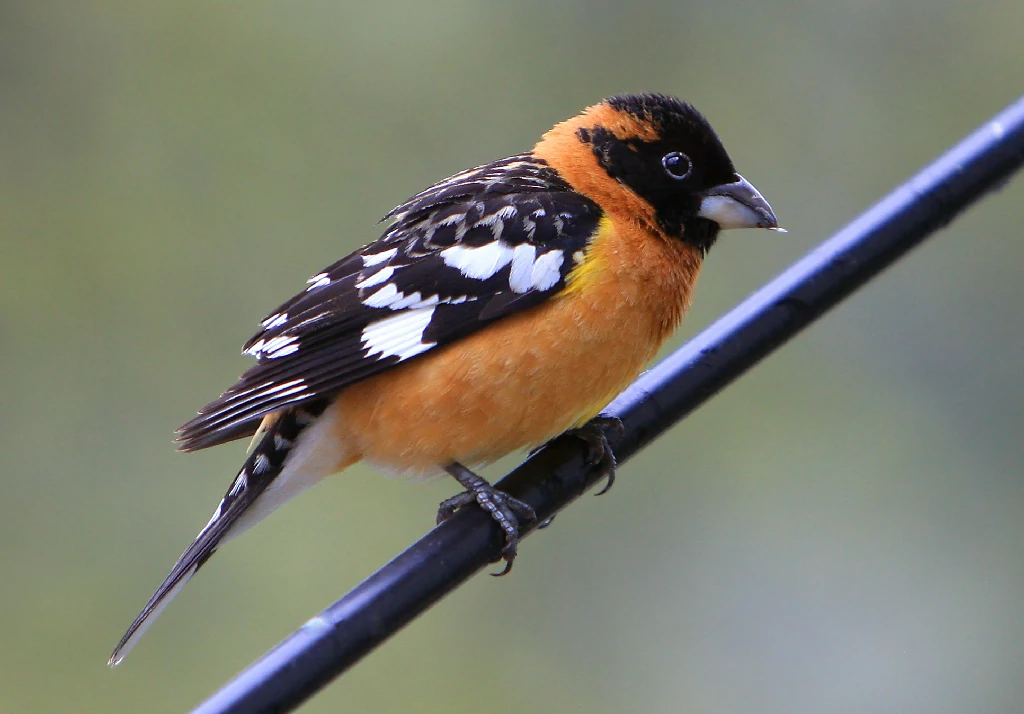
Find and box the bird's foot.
[438,463,536,576]
[565,416,623,495]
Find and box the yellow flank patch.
[563,215,616,296]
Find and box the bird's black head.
[577,93,778,253]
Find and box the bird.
[109,92,780,666]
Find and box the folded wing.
[176,154,602,451]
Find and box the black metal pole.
[192,95,1024,714]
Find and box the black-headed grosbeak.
[110,93,779,665]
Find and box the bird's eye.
[662,152,692,180]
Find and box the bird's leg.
[523,417,624,532]
[564,416,623,495]
[437,462,536,576]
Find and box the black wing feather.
[177,154,601,451]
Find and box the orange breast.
[332,217,703,479]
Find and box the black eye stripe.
[662,152,692,180]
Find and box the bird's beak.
[697,174,782,231]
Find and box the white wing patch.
[530,250,565,292]
[306,273,331,291]
[362,281,476,311]
[261,312,288,329]
[362,283,402,309]
[355,266,395,289]
[232,378,308,405]
[361,248,397,267]
[391,292,440,310]
[440,241,514,280]
[245,334,300,359]
[361,308,437,360]
[507,245,564,293]
[508,244,538,293]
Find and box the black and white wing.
[176,154,602,451]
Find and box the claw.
[536,514,557,529]
[439,463,536,575]
[565,416,622,495]
[436,490,476,525]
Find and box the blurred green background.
[2,1,1023,712]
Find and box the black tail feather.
[108,400,328,666]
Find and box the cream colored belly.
[333,288,669,479]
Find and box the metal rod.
[192,95,1024,714]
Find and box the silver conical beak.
[697,174,782,231]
